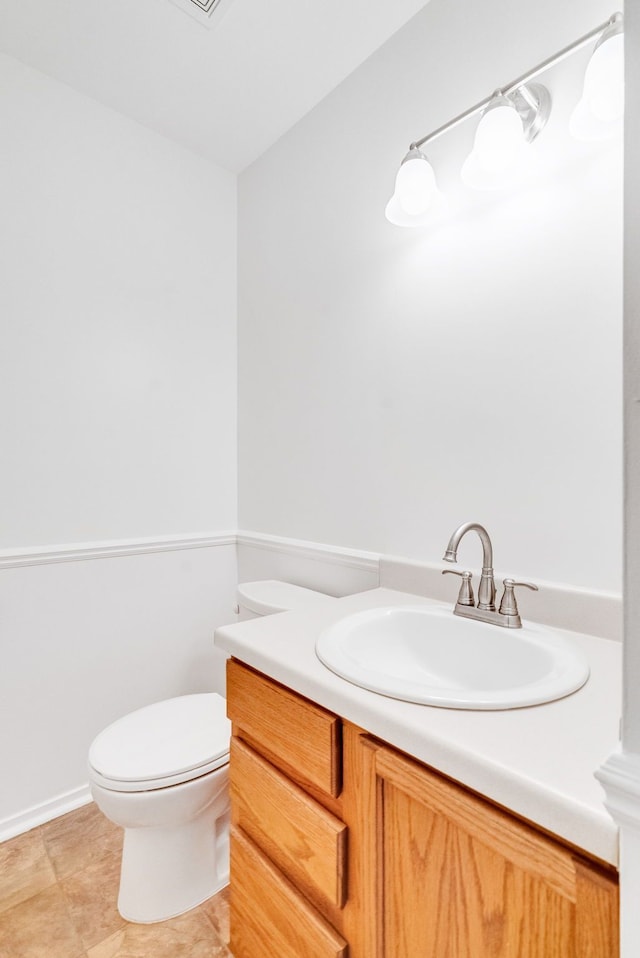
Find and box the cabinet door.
[363,739,619,958]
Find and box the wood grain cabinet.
[226,660,620,958]
[352,736,620,958]
[226,660,348,958]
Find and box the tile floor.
[0,802,232,957]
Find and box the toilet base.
[118,806,230,923]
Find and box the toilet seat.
[89,693,230,792]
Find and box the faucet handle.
[442,569,474,607]
[499,578,539,617]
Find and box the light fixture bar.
[410,12,622,152]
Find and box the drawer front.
[231,825,348,958]
[227,659,342,797]
[231,737,347,908]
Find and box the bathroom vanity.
[216,588,621,957]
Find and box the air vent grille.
[170,0,231,28]
[188,0,217,13]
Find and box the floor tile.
[86,902,231,958]
[61,848,125,949]
[41,802,122,880]
[0,828,57,915]
[0,883,85,958]
[4,805,233,957]
[202,885,230,944]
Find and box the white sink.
[315,605,590,710]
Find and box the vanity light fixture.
[570,12,624,141]
[393,147,438,215]
[386,12,623,226]
[385,146,447,226]
[461,84,550,191]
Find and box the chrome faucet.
[443,521,496,610]
[442,522,538,629]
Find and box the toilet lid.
[237,580,335,616]
[89,693,230,789]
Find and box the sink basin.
[315,605,590,710]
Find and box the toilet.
[88,579,334,923]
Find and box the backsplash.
[237,531,622,642]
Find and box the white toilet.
[88,580,334,924]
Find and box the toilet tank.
[236,580,335,621]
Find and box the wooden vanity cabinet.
[226,660,349,958]
[350,735,620,958]
[226,660,620,958]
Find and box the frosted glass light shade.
[385,147,446,226]
[472,104,524,173]
[570,31,624,141]
[384,188,448,228]
[461,101,525,190]
[393,149,438,215]
[584,33,624,122]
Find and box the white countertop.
[214,587,621,865]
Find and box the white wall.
[0,54,237,547]
[238,0,623,595]
[0,56,238,832]
[0,0,626,835]
[595,6,640,953]
[0,542,237,831]
[623,0,640,760]
[237,532,380,598]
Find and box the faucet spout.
[442,522,496,610]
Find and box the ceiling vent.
[169,0,234,29]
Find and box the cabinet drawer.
[227,659,342,797]
[231,737,347,908]
[231,825,348,958]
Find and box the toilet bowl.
[89,579,334,923]
[89,693,231,923]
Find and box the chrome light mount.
[593,10,624,53]
[401,145,430,166]
[505,83,552,144]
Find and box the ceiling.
[0,0,429,172]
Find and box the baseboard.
[0,785,93,843]
[236,531,380,573]
[597,750,640,949]
[1,530,620,640]
[0,532,237,570]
